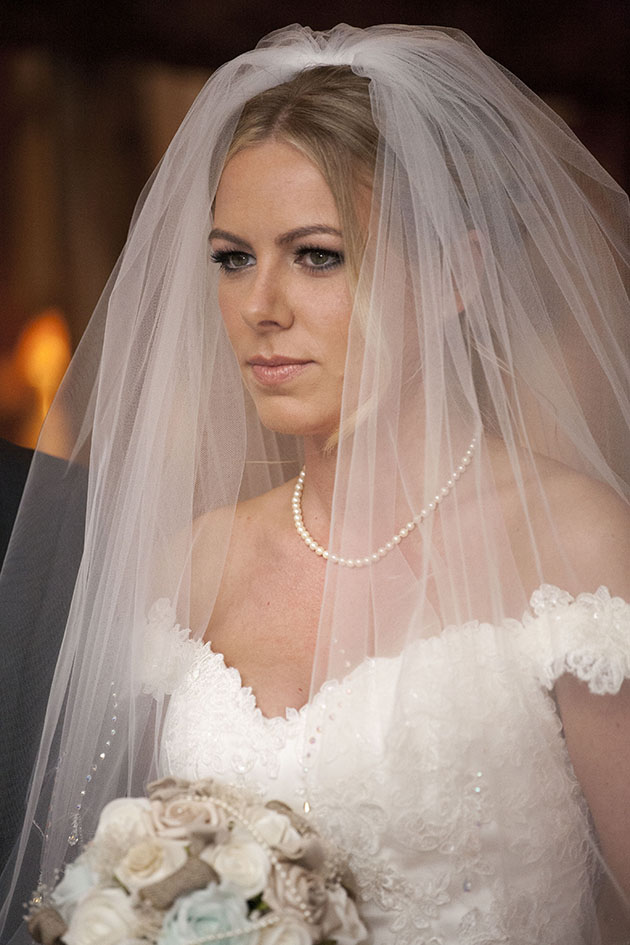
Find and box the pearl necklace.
[292,435,477,568]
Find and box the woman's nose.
[240,269,294,331]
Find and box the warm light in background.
[0,307,72,449]
[0,57,207,452]
[16,308,71,411]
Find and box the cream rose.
[88,798,158,879]
[151,795,227,840]
[62,887,139,945]
[200,833,270,899]
[114,836,188,893]
[264,864,327,926]
[319,885,368,945]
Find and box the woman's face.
[211,140,355,441]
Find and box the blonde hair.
[226,66,377,285]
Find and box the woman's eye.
[210,250,253,272]
[296,247,343,272]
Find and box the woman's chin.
[254,402,339,441]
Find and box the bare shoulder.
[487,436,630,600]
[536,459,630,898]
[486,442,630,896]
[534,455,630,599]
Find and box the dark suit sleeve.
[0,439,32,569]
[0,442,86,910]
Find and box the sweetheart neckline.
[145,584,624,719]
[190,639,312,723]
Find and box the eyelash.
[210,245,344,276]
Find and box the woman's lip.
[248,355,310,365]
[249,361,312,386]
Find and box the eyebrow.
[208,224,342,250]
[277,225,342,245]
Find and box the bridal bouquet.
[28,777,366,945]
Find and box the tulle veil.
[1,22,629,943]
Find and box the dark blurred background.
[1,0,628,446]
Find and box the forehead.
[213,140,340,232]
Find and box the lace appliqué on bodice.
[149,599,306,804]
[154,587,630,944]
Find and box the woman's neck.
[299,438,338,538]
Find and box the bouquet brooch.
[27,777,366,945]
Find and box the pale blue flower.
[158,885,255,945]
[50,855,99,922]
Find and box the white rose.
[114,836,188,893]
[250,809,306,859]
[259,918,314,945]
[94,797,155,847]
[62,887,139,945]
[200,835,270,900]
[89,798,158,879]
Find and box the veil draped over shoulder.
[1,23,629,943]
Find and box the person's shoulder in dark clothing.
[0,438,85,907]
[0,438,33,568]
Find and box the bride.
[1,23,629,944]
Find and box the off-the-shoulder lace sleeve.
[523,585,630,695]
[141,598,204,696]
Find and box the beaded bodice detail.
[156,587,630,945]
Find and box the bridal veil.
[1,23,629,942]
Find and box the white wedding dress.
[153,585,630,944]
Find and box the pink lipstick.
[248,355,312,386]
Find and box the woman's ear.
[454,229,485,315]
